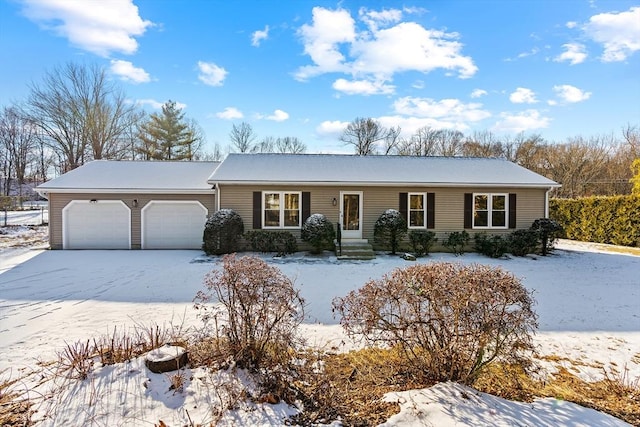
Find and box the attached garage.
[141,201,208,249]
[63,200,131,249]
[37,161,219,250]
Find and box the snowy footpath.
[0,241,638,425]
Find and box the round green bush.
[202,209,244,255]
[301,213,335,254]
[373,209,407,254]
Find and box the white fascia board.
[210,180,560,188]
[38,188,215,194]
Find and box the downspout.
[545,187,552,218]
[215,183,220,212]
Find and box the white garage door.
[63,200,131,249]
[142,201,207,249]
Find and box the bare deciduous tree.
[340,117,389,155]
[275,136,306,154]
[0,106,37,196]
[27,63,138,171]
[229,122,257,153]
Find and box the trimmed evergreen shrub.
[202,209,244,255]
[244,230,297,256]
[474,233,509,258]
[443,230,470,255]
[408,230,437,256]
[507,229,540,256]
[373,209,407,255]
[300,213,335,254]
[550,196,640,247]
[530,218,563,256]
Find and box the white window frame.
[473,193,508,229]
[262,191,302,229]
[408,192,427,229]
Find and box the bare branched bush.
[332,262,538,384]
[194,254,305,371]
[57,340,94,380]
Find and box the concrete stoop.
[335,239,376,260]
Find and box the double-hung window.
[408,193,426,228]
[473,193,507,228]
[263,191,301,228]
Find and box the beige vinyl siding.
[48,193,215,249]
[218,184,548,246]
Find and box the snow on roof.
[208,153,559,187]
[37,160,219,193]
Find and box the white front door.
[340,191,362,239]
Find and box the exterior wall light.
[133,199,138,207]
[89,199,97,204]
[332,197,338,206]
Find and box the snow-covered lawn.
[0,209,48,226]
[0,240,638,426]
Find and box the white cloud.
[358,7,402,31]
[553,84,592,103]
[393,97,491,122]
[197,61,228,86]
[509,88,538,104]
[492,110,550,133]
[470,89,487,98]
[264,109,289,122]
[316,120,349,138]
[566,21,578,29]
[136,99,186,110]
[109,59,150,83]
[295,7,356,80]
[216,107,243,120]
[251,25,269,47]
[295,7,477,90]
[583,6,640,62]
[20,0,151,57]
[554,43,588,65]
[517,47,540,59]
[332,78,395,95]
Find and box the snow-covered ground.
[0,208,48,226]
[0,238,638,426]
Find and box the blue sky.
[1,0,639,154]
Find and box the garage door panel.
[142,202,207,249]
[63,201,130,249]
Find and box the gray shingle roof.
[37,160,219,193]
[208,153,559,188]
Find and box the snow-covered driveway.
[0,245,639,377]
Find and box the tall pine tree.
[137,101,201,160]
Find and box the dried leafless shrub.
[332,262,538,384]
[0,376,34,427]
[167,370,187,394]
[56,340,94,380]
[194,254,305,371]
[290,347,415,426]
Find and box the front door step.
[335,239,376,260]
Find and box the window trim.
[407,192,427,229]
[472,192,508,229]
[262,191,302,229]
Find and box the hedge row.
[549,195,640,247]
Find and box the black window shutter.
[252,191,262,229]
[427,192,435,229]
[509,193,517,229]
[464,193,473,229]
[399,192,408,223]
[302,192,311,224]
